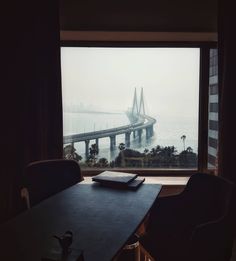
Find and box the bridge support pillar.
[138,129,142,143]
[125,132,131,147]
[85,140,90,159]
[96,138,99,152]
[110,136,116,150]
[133,131,136,138]
[146,126,154,139]
[150,125,154,136]
[146,127,150,139]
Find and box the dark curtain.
[0,0,62,222]
[218,0,236,184]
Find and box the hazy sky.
[61,47,200,120]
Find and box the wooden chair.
[140,173,235,261]
[21,159,83,208]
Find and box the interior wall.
[60,0,217,32]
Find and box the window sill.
[81,168,200,177]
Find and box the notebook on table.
[92,171,145,190]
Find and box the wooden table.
[0,182,162,261]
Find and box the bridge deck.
[63,114,156,144]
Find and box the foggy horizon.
[61,47,199,119]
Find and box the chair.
[21,159,83,208]
[140,173,235,261]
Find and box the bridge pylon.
[138,87,145,115]
[131,87,146,118]
[131,87,139,116]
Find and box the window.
[61,45,204,175]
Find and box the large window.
[61,46,201,173]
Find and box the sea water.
[63,112,198,162]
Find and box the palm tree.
[181,135,186,151]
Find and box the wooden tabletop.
[0,181,162,261]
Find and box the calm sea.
[63,112,198,161]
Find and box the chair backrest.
[186,174,236,261]
[145,173,235,261]
[23,159,83,208]
[181,173,234,224]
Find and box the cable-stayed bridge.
[63,88,156,158]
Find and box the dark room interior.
[1,0,236,260]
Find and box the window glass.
[61,47,200,170]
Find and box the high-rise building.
[208,48,218,169]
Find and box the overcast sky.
[61,47,200,120]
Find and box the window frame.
[60,37,217,177]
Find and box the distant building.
[208,48,218,168]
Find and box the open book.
[92,171,145,190]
